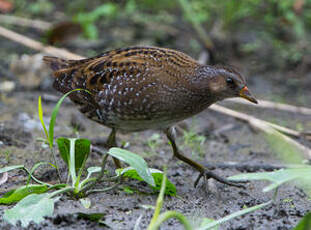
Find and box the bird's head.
[196,65,258,104]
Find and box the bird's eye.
[226,78,234,84]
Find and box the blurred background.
[0,1,311,229]
[0,0,310,107]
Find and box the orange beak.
[239,86,258,104]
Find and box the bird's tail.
[42,56,73,72]
[43,56,82,93]
[43,56,98,112]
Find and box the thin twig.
[210,104,311,159]
[0,25,83,59]
[215,104,303,138]
[0,14,52,31]
[226,98,311,116]
[210,104,300,138]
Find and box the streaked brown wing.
[74,47,200,123]
[47,47,201,125]
[81,47,200,93]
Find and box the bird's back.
[44,46,206,131]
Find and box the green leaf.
[117,167,176,196]
[4,193,55,227]
[108,148,155,187]
[87,166,101,177]
[48,89,87,149]
[79,166,102,189]
[0,184,49,204]
[197,201,272,230]
[293,212,311,230]
[81,166,101,184]
[38,96,49,140]
[228,167,311,192]
[57,137,91,187]
[74,138,91,172]
[56,138,91,173]
[57,137,70,165]
[148,170,167,228]
[0,165,24,174]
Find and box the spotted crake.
[44,46,257,187]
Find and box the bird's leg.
[106,128,122,169]
[164,127,245,188]
[87,129,120,193]
[91,128,121,190]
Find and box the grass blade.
[229,167,311,192]
[0,165,24,174]
[48,88,88,148]
[38,96,48,141]
[26,162,53,186]
[148,171,167,229]
[197,201,272,230]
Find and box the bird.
[43,46,257,187]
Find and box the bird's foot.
[194,170,248,188]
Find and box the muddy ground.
[1,31,311,230]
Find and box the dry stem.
[227,98,311,116]
[210,104,311,159]
[0,14,52,31]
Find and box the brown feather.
[44,46,252,132]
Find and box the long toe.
[194,170,248,188]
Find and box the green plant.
[0,90,175,227]
[229,167,311,193]
[38,89,84,180]
[145,170,270,230]
[117,167,176,196]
